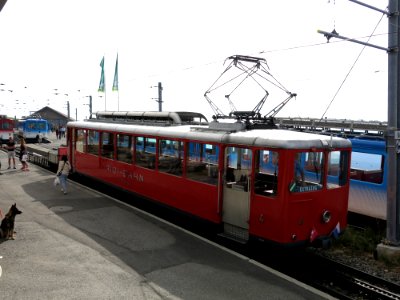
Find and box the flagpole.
[112,53,119,111]
[104,57,107,111]
[98,56,106,111]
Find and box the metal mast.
[319,0,400,247]
[387,0,400,245]
[157,82,163,112]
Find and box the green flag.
[98,56,105,92]
[112,54,119,91]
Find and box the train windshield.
[1,121,12,129]
[289,150,349,193]
[27,121,47,130]
[289,151,324,193]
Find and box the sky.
[0,0,389,122]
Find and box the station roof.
[0,0,7,13]
[27,106,74,127]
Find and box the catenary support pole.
[386,0,400,246]
[158,82,163,112]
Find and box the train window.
[255,150,279,196]
[87,130,99,155]
[27,121,46,130]
[135,136,156,169]
[327,150,350,189]
[225,147,252,192]
[350,151,384,184]
[290,151,324,193]
[204,143,218,164]
[75,129,85,153]
[186,142,218,185]
[158,139,183,176]
[37,122,47,130]
[116,134,133,164]
[101,132,114,159]
[136,136,144,150]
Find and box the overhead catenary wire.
[318,13,385,122]
[123,31,391,87]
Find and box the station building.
[27,106,74,130]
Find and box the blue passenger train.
[348,137,386,220]
[18,118,50,142]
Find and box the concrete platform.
[376,243,400,265]
[0,151,334,299]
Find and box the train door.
[222,146,252,241]
[69,127,75,167]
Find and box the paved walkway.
[0,150,335,299]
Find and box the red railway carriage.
[0,115,15,142]
[66,112,352,248]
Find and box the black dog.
[0,203,22,240]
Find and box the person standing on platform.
[57,155,71,195]
[60,126,66,138]
[5,135,16,169]
[19,137,29,171]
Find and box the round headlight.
[322,210,331,223]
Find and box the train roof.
[68,120,351,150]
[19,118,48,122]
[93,111,208,126]
[350,136,385,152]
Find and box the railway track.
[345,276,400,299]
[317,257,400,299]
[243,246,400,300]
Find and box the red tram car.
[0,115,15,142]
[66,111,352,248]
